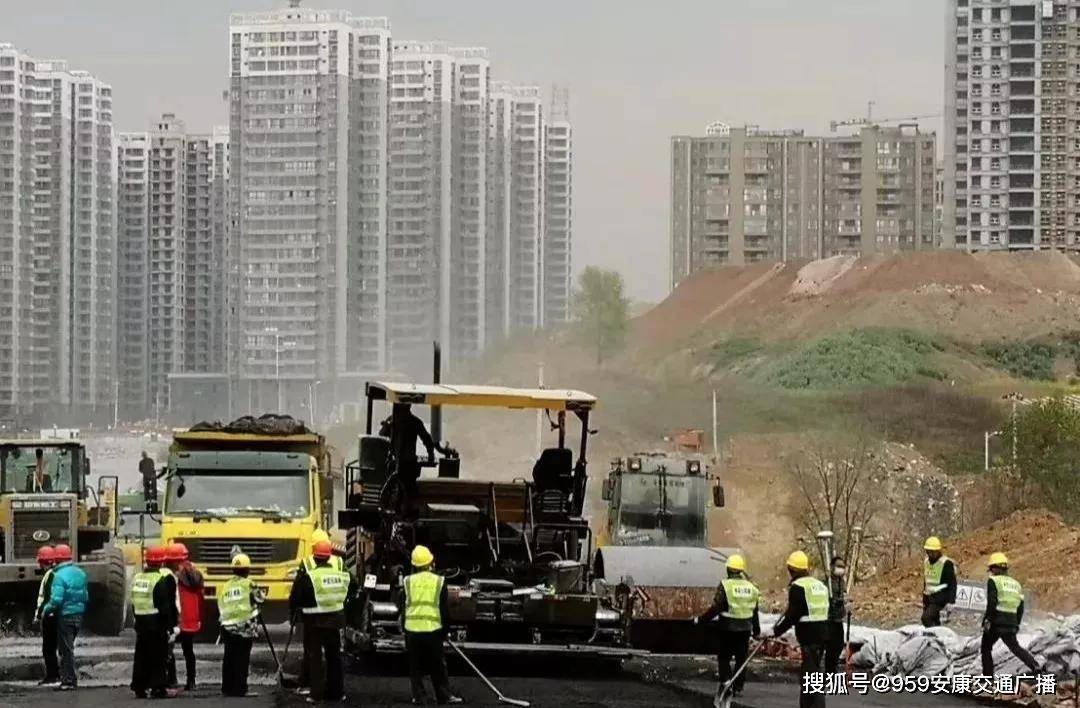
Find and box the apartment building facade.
[0,44,114,422]
[944,0,1080,251]
[229,8,391,413]
[671,123,935,288]
[543,119,573,325]
[115,132,151,418]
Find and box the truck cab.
[161,420,334,625]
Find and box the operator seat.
[532,447,573,517]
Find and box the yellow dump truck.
[161,415,334,629]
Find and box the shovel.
[715,640,765,708]
[257,613,300,689]
[447,640,530,707]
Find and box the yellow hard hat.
[726,554,747,573]
[411,545,434,568]
[786,551,810,571]
[231,553,251,569]
[311,529,330,544]
[923,536,943,552]
[988,552,1009,568]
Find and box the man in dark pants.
[693,554,760,698]
[138,451,157,505]
[399,545,462,705]
[921,536,957,628]
[290,540,356,703]
[981,552,1040,677]
[292,529,345,697]
[34,545,59,686]
[825,556,848,673]
[130,546,177,699]
[386,404,446,494]
[40,544,86,692]
[774,551,829,708]
[218,553,262,698]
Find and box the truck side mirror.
[601,478,613,501]
[712,484,725,508]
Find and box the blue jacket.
[42,562,88,617]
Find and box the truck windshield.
[616,473,706,546]
[165,470,309,519]
[0,446,79,494]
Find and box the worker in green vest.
[218,552,262,698]
[400,545,462,706]
[290,539,355,703]
[130,546,177,699]
[921,536,957,627]
[774,551,829,708]
[34,545,60,686]
[980,552,1041,677]
[292,529,344,697]
[693,554,761,698]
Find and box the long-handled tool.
[258,614,300,689]
[715,640,766,708]
[447,640,530,707]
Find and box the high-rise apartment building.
[543,116,573,326]
[0,44,114,422]
[671,123,935,288]
[115,132,151,418]
[229,7,391,412]
[944,0,1080,251]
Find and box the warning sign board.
[952,581,988,613]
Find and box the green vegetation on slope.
[754,328,945,391]
[983,341,1056,381]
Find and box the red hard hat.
[312,539,332,560]
[146,546,167,566]
[37,546,56,564]
[167,542,189,562]
[53,544,73,562]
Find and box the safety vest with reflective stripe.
[303,554,344,573]
[404,571,444,633]
[720,578,760,620]
[924,556,952,596]
[218,576,256,627]
[131,571,165,616]
[303,565,350,615]
[793,576,829,623]
[990,575,1024,615]
[36,567,55,615]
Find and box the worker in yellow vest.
[34,545,60,686]
[980,552,1041,677]
[921,536,957,627]
[774,551,829,708]
[218,553,262,698]
[130,546,177,699]
[292,529,343,697]
[290,540,355,703]
[400,545,463,706]
[693,554,761,698]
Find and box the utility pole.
[536,362,544,456]
[113,380,119,429]
[711,389,719,461]
[1002,392,1024,466]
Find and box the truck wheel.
[88,547,127,636]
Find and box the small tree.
[572,267,630,366]
[1008,396,1080,521]
[787,437,881,570]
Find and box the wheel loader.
[0,440,126,635]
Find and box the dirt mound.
[853,509,1080,626]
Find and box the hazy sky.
[7,1,944,302]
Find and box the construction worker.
[981,552,1040,677]
[290,539,355,703]
[921,536,957,627]
[292,529,344,696]
[400,545,462,706]
[824,556,848,673]
[773,551,829,708]
[218,553,262,698]
[130,546,177,699]
[693,554,761,699]
[39,543,86,692]
[34,545,60,686]
[168,542,203,691]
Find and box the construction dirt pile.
[852,509,1080,627]
[633,251,1080,350]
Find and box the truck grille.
[184,538,298,565]
[12,510,73,561]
